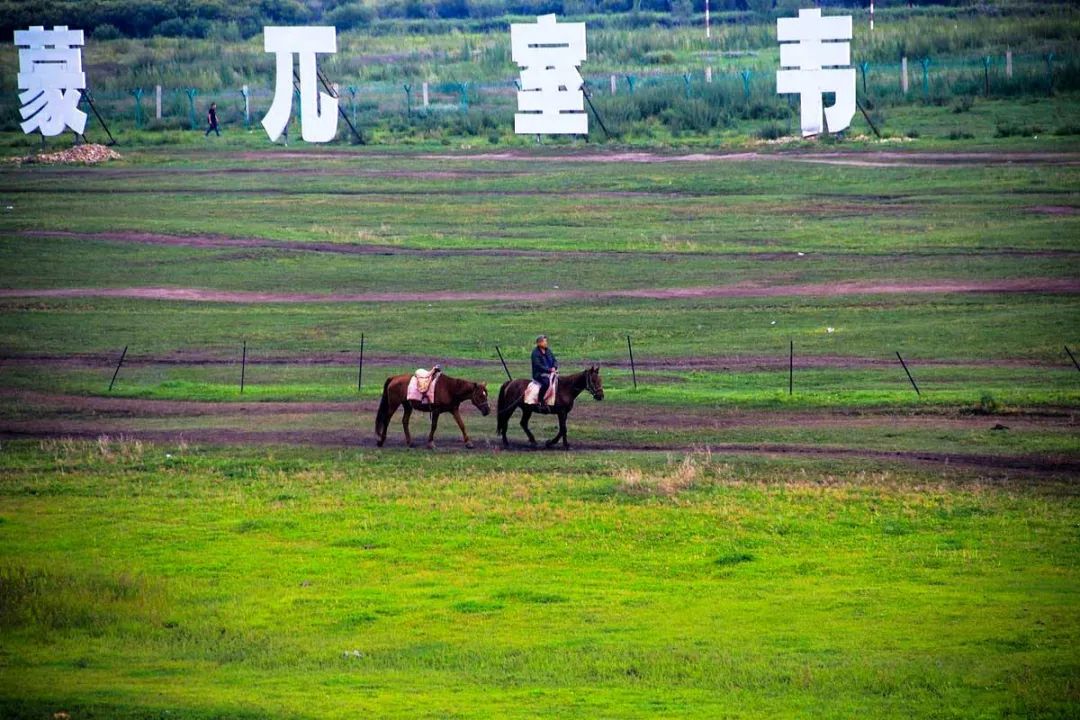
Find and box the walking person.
[205,102,220,137]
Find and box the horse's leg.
[546,411,567,449]
[559,412,569,450]
[500,407,512,448]
[402,404,414,447]
[451,408,473,449]
[378,397,399,448]
[520,408,538,447]
[427,411,441,449]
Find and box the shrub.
[92,23,123,40]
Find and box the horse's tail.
[496,381,511,435]
[375,377,393,436]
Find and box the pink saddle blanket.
[407,370,439,404]
[523,375,557,406]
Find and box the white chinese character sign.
[15,26,87,137]
[776,9,856,137]
[262,26,338,143]
[511,14,587,135]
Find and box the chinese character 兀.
[776,9,856,137]
[15,26,87,137]
[511,14,588,135]
[262,26,338,143]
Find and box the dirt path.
[3,423,1075,476]
[21,231,1080,262]
[2,278,1075,304]
[5,389,1074,428]
[418,150,1080,167]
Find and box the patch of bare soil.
[2,423,1075,475]
[8,143,120,166]
[3,278,1075,305]
[415,150,1080,166]
[3,391,1075,475]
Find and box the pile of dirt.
[12,143,121,166]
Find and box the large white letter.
[511,15,588,136]
[15,26,87,137]
[776,9,856,136]
[263,26,339,143]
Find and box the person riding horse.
[531,335,558,405]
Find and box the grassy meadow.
[1,445,1078,719]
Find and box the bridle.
[584,370,602,400]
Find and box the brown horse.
[496,366,603,450]
[375,373,490,449]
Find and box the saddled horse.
[375,373,490,449]
[496,366,603,450]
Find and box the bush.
[92,23,123,40]
[756,122,786,140]
[326,3,376,30]
[995,122,1043,138]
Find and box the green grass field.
[1,106,1079,716]
[1,445,1078,719]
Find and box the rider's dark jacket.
[531,347,558,381]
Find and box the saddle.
[523,373,557,408]
[407,368,440,406]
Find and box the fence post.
[458,82,469,110]
[741,69,753,102]
[240,341,246,394]
[155,84,162,120]
[1065,345,1080,373]
[983,56,992,97]
[185,88,198,130]
[920,57,931,99]
[683,73,693,99]
[241,84,250,127]
[1045,53,1055,95]
[896,352,921,396]
[788,340,793,396]
[108,346,128,393]
[422,81,429,108]
[705,66,712,84]
[358,333,364,391]
[626,75,636,94]
[495,345,512,381]
[346,86,358,126]
[901,56,909,94]
[131,88,143,129]
[859,61,870,95]
[627,336,638,391]
[1005,48,1013,79]
[404,84,412,116]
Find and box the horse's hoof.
[427,443,436,450]
[376,440,384,448]
[464,442,474,449]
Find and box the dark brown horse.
[375,373,490,449]
[496,366,603,450]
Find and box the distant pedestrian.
[205,102,220,137]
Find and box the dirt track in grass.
[19,231,1080,262]
[3,423,1076,476]
[2,277,1076,304]
[2,390,1075,475]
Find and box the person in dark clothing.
[531,335,558,403]
[205,102,220,137]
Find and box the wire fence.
[3,50,1074,137]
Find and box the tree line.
[2,1,1059,41]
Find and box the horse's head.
[472,382,491,416]
[586,365,604,401]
